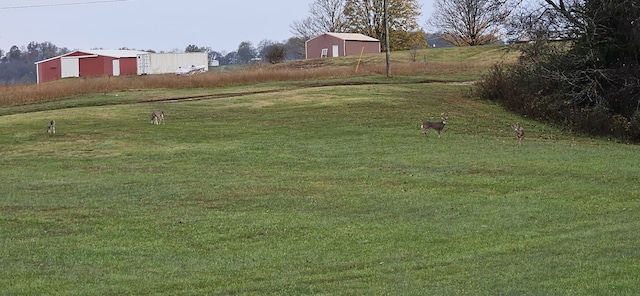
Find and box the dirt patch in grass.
[140,80,477,105]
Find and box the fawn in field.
[512,123,525,145]
[421,117,447,137]
[150,110,165,125]
[47,120,56,134]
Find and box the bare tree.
[264,44,287,64]
[429,0,519,46]
[256,39,288,63]
[257,39,276,59]
[507,0,581,43]
[290,0,348,40]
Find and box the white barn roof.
[79,49,147,58]
[324,32,379,42]
[35,49,147,64]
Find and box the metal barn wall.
[137,53,208,75]
[78,56,112,77]
[344,40,381,56]
[119,57,138,75]
[306,34,343,59]
[77,56,138,77]
[37,58,62,83]
[305,34,381,59]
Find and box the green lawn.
[1,78,639,295]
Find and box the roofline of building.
[35,49,147,65]
[306,32,380,44]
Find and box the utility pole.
[384,0,391,77]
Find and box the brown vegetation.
[0,55,496,107]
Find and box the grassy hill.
[1,46,639,295]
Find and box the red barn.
[305,32,380,59]
[35,49,147,83]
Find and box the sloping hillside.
[3,45,637,295]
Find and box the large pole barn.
[305,33,380,60]
[35,50,147,84]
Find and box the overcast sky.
[0,0,435,54]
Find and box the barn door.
[61,57,80,78]
[137,54,150,75]
[112,60,121,76]
[332,45,339,57]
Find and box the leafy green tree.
[0,41,69,84]
[7,46,24,62]
[185,44,210,53]
[284,37,306,60]
[25,41,67,63]
[223,51,237,65]
[343,0,425,51]
[236,41,256,64]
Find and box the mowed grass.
[2,78,640,294]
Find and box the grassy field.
[1,47,639,295]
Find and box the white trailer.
[137,52,209,75]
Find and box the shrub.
[476,43,640,143]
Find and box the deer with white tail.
[512,123,525,146]
[421,116,447,137]
[150,110,165,125]
[47,120,56,134]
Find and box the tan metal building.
[305,32,380,59]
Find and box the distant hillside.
[425,33,505,48]
[425,33,454,48]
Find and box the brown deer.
[150,110,165,125]
[421,117,447,137]
[47,120,56,134]
[512,123,525,145]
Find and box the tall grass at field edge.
[0,46,516,107]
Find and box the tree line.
[2,0,506,85]
[0,42,70,84]
[1,0,434,85]
[0,37,308,85]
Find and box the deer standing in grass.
[512,123,525,145]
[421,117,447,137]
[150,110,165,125]
[47,120,56,134]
